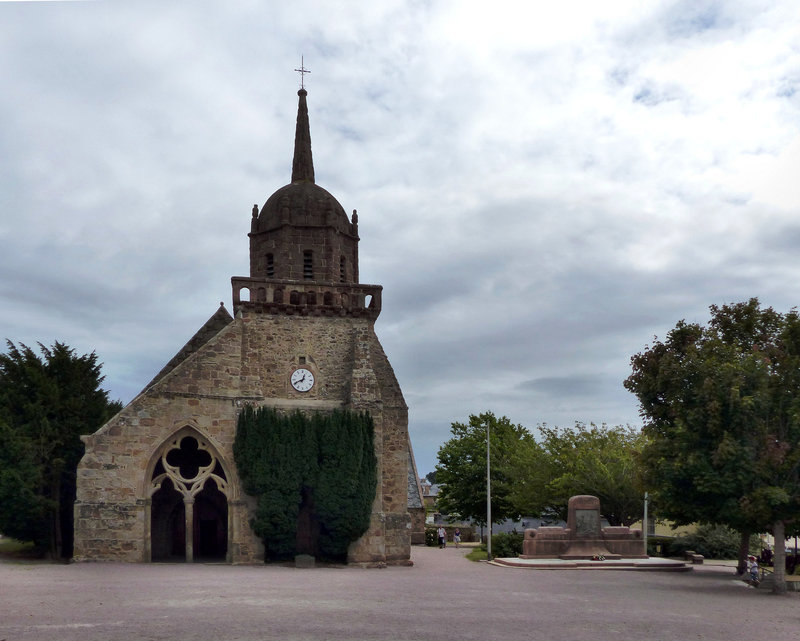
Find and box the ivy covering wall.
[233,406,377,561]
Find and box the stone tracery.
[149,432,230,562]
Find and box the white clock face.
[290,368,315,392]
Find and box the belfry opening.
[148,432,230,562]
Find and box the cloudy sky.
[1,0,799,475]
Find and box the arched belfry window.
[266,253,274,278]
[148,431,230,563]
[303,250,313,280]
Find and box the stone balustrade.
[231,277,382,319]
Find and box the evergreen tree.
[234,407,305,558]
[0,341,122,557]
[233,406,376,562]
[316,411,376,559]
[0,415,52,546]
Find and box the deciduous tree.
[437,414,647,529]
[510,423,646,526]
[625,299,800,593]
[435,412,537,525]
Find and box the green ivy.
[233,406,376,562]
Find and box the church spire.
[291,89,315,184]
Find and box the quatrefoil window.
[166,436,212,481]
[150,433,229,500]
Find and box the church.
[73,85,425,565]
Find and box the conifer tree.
[316,411,376,558]
[0,341,121,557]
[234,406,376,561]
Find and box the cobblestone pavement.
[1,546,798,641]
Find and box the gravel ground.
[1,546,798,641]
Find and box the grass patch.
[465,547,487,562]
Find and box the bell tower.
[233,89,376,317]
[228,86,416,564]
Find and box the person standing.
[747,555,760,586]
[437,525,447,549]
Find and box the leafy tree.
[510,423,646,526]
[425,470,437,485]
[625,299,800,593]
[0,341,122,558]
[435,412,536,525]
[436,413,646,529]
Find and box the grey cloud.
[2,0,799,479]
[518,374,614,398]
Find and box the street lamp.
[643,491,649,553]
[487,420,492,561]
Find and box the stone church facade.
[73,88,424,565]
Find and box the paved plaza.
[1,545,798,641]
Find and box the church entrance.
[195,479,227,559]
[295,486,319,556]
[148,431,230,562]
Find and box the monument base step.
[491,557,692,571]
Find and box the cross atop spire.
[294,56,311,90]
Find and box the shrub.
[425,528,439,547]
[484,531,524,558]
[664,524,754,559]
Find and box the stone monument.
[521,495,647,560]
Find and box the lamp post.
[643,491,649,553]
[486,420,492,561]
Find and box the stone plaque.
[574,509,600,536]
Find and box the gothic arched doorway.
[151,477,185,560]
[195,478,227,559]
[148,432,230,562]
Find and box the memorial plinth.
[521,495,647,560]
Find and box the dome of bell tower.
[252,89,353,235]
[254,181,353,235]
[247,88,360,284]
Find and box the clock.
[290,368,315,392]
